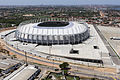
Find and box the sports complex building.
[0,18,113,67]
[16,20,89,45]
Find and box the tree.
[59,62,70,75]
[11,55,17,59]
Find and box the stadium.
[0,18,112,66]
[15,19,90,45]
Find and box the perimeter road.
[0,28,119,79]
[5,40,120,80]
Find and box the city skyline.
[0,0,120,5]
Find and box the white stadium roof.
[17,21,88,36]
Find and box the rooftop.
[0,59,19,70]
[9,65,38,80]
[17,21,88,35]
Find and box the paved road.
[0,29,119,79]
[93,24,120,65]
[6,46,120,80]
[33,63,119,80]
[70,71,114,80]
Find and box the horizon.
[0,0,120,6]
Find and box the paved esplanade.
[94,24,120,65]
[0,27,120,79]
[1,24,113,67]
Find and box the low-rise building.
[4,65,40,80]
[0,59,21,74]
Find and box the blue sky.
[0,0,120,5]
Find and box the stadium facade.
[15,19,90,45]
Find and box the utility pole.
[25,51,28,66]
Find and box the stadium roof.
[17,21,88,36]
